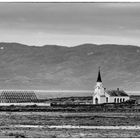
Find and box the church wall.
[93,94,100,104]
[100,96,106,104]
[109,96,130,103]
[93,93,130,104]
[93,94,107,104]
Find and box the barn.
[0,90,38,103]
[0,90,50,106]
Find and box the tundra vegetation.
[0,112,140,137]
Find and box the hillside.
[0,42,139,93]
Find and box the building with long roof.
[0,90,38,103]
[0,90,50,106]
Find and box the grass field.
[0,112,140,137]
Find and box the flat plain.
[0,112,140,137]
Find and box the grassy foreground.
[0,112,140,137]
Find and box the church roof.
[100,95,106,97]
[97,67,102,82]
[106,89,128,97]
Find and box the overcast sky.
[0,3,140,46]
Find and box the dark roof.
[100,95,106,97]
[0,91,38,103]
[106,90,128,97]
[97,67,102,82]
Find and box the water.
[9,125,140,130]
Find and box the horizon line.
[0,41,140,48]
[0,89,139,93]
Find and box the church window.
[114,98,116,103]
[123,98,125,102]
[120,98,122,102]
[117,98,119,103]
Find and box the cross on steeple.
[97,66,102,82]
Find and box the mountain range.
[0,42,139,92]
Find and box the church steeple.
[97,67,102,82]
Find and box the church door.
[106,97,108,103]
[95,98,98,104]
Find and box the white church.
[93,68,130,104]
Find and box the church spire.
[97,67,102,82]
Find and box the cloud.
[0,3,139,46]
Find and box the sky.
[0,3,140,46]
